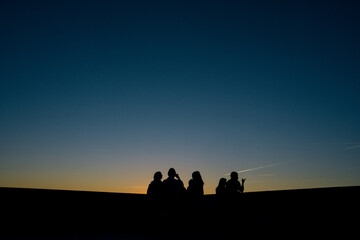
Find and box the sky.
[1,0,360,194]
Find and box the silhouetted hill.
[2,186,359,239]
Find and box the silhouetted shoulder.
[147,171,164,199]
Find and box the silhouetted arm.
[240,178,246,193]
[147,183,152,196]
[175,174,184,187]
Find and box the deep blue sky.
[1,0,360,193]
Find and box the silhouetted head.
[153,171,162,181]
[168,168,176,178]
[218,178,227,186]
[192,171,204,185]
[230,171,238,180]
[188,179,194,187]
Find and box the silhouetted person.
[186,171,205,217]
[215,178,227,214]
[147,171,165,215]
[225,172,245,215]
[163,168,185,198]
[162,168,185,216]
[147,171,164,201]
[226,172,245,195]
[216,178,227,196]
[187,171,204,197]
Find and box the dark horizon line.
[1,185,359,195]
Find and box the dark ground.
[2,186,359,239]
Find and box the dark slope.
[2,186,359,239]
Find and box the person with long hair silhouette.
[215,177,228,215]
[186,171,204,215]
[216,178,227,196]
[187,171,204,197]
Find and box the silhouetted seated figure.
[216,178,227,196]
[147,171,165,215]
[187,171,204,197]
[224,172,246,214]
[147,171,164,201]
[215,178,228,213]
[226,171,245,196]
[187,171,204,213]
[163,168,185,215]
[163,168,185,197]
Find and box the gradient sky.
[1,0,360,194]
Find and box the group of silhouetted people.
[147,168,204,202]
[215,171,246,211]
[147,168,245,215]
[147,168,198,215]
[216,171,246,196]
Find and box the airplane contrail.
[224,151,333,176]
[327,142,360,149]
[225,162,281,175]
[346,145,360,150]
[237,163,280,173]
